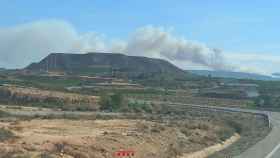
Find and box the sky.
[0,0,280,75]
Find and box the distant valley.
[190,70,280,81]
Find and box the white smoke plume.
[0,20,106,68]
[116,26,234,70]
[0,20,234,71]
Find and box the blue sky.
[1,0,280,53]
[0,1,280,74]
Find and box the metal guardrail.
[134,100,271,128]
[161,101,272,129]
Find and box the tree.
[99,93,127,111]
[99,93,112,111]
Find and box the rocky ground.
[0,118,234,158]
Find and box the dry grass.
[4,85,99,104]
[0,85,100,110]
[0,118,233,158]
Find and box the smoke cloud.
[0,20,107,68]
[0,20,234,71]
[118,26,234,70]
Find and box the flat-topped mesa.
[25,52,186,78]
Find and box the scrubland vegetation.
[0,71,272,158]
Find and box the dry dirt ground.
[0,118,235,158]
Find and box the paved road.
[235,112,280,158]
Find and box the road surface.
[235,112,280,158]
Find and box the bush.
[40,153,55,158]
[99,93,113,111]
[227,120,242,134]
[151,128,160,133]
[0,110,10,118]
[0,128,15,142]
[180,128,192,137]
[99,93,127,111]
[128,101,153,113]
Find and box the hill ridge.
[26,52,185,78]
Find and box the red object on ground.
[114,150,135,157]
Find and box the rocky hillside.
[26,52,185,78]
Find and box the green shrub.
[0,128,15,142]
[227,120,242,133]
[217,128,233,142]
[40,153,55,158]
[0,110,10,118]
[127,101,153,113]
[151,128,160,133]
[99,93,127,111]
[180,128,192,137]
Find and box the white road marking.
[265,143,280,158]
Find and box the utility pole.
[46,58,49,72]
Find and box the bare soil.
[0,119,233,158]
